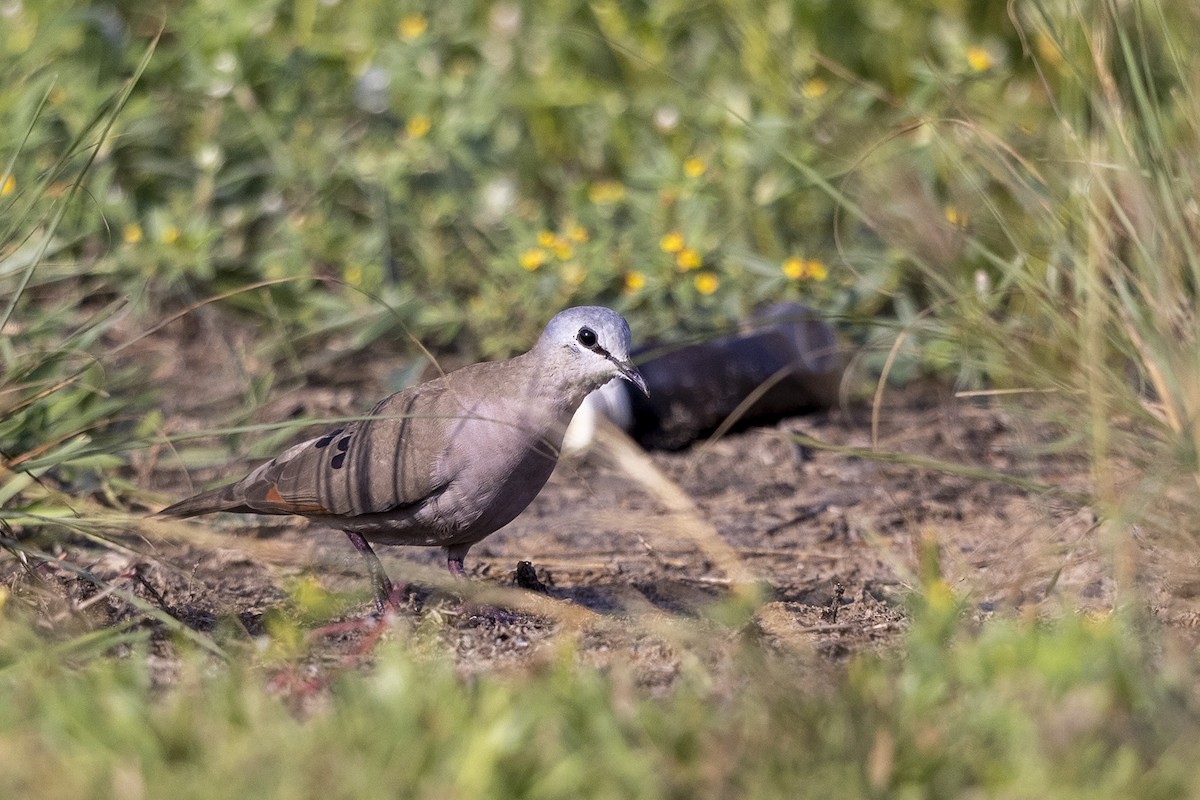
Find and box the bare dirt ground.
[10,313,1200,688]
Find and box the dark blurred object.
[514,560,549,594]
[625,303,841,449]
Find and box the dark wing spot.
[331,452,346,469]
[314,427,345,449]
[336,436,351,452]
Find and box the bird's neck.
[523,351,600,418]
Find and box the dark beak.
[614,358,649,397]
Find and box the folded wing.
[160,384,454,519]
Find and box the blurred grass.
[1,576,1197,799]
[6,0,1200,795]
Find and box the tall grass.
[878,0,1200,560]
[1,37,153,515]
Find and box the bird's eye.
[577,327,597,348]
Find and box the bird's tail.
[158,484,247,517]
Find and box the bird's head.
[535,306,649,400]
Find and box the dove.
[160,306,648,613]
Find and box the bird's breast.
[432,400,569,540]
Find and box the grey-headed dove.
[160,306,647,613]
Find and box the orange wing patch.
[265,484,328,514]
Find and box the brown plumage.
[161,306,647,613]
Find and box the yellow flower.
[587,180,625,204]
[566,223,590,243]
[683,156,706,178]
[659,231,685,254]
[398,14,428,41]
[520,248,547,270]
[345,264,364,286]
[536,230,557,247]
[0,175,13,196]
[693,272,719,295]
[802,77,828,98]
[676,248,702,271]
[406,114,431,139]
[123,223,143,244]
[552,241,574,260]
[624,271,646,292]
[966,46,991,72]
[944,205,968,227]
[160,224,180,245]
[783,256,829,281]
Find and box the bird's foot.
[370,581,417,619]
[441,555,523,625]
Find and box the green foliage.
[846,609,1191,798]
[2,0,1040,356]
[0,586,1196,798]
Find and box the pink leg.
[445,544,471,578]
[345,531,403,614]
